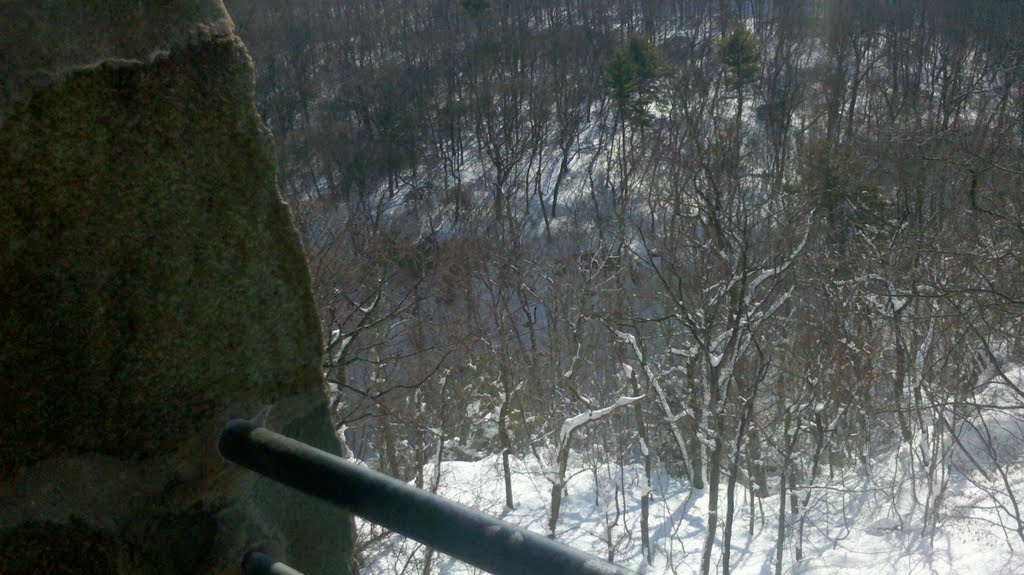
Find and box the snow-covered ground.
[358,438,1024,574]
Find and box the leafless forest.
[227,1,1024,572]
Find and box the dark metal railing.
[243,551,305,575]
[220,419,637,575]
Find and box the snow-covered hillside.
[358,368,1024,574]
[359,448,1024,574]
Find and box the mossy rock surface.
[0,3,355,573]
[0,35,321,473]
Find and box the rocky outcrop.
[0,2,355,573]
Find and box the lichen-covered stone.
[0,2,355,573]
[0,0,234,120]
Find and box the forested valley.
[226,1,1024,572]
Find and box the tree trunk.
[775,468,787,575]
[790,473,800,561]
[747,425,768,496]
[775,410,794,575]
[379,408,399,478]
[722,445,740,575]
[548,434,572,537]
[701,365,725,575]
[723,394,755,575]
[499,377,515,510]
[797,414,826,563]
[688,354,705,489]
[700,427,723,575]
[894,327,913,442]
[630,371,653,564]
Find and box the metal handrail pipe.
[243,551,305,575]
[219,419,637,575]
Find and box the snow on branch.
[746,218,811,294]
[559,395,644,443]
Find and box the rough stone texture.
[0,2,356,573]
[0,0,234,121]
